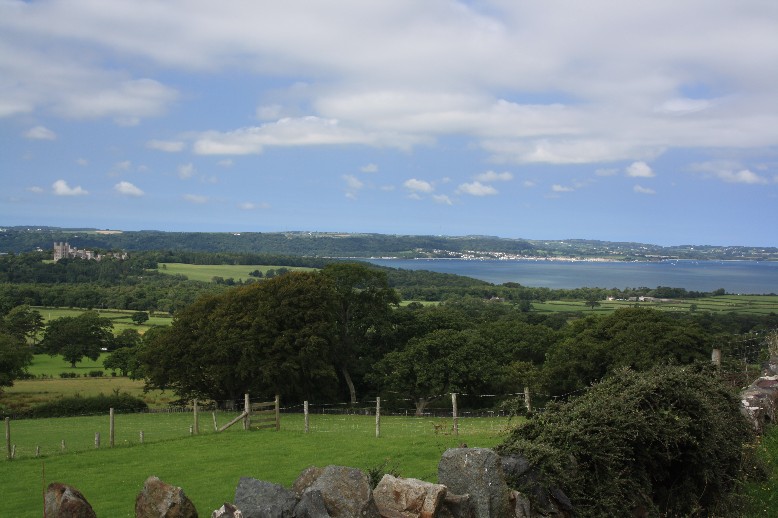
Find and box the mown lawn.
[157,263,314,283]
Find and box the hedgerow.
[21,392,148,418]
[497,364,755,517]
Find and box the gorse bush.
[498,364,755,517]
[21,392,148,418]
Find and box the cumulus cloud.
[551,184,574,193]
[457,181,498,196]
[52,179,88,196]
[716,169,768,184]
[27,186,44,193]
[433,194,453,205]
[114,181,144,196]
[147,139,185,152]
[691,161,770,184]
[183,193,208,204]
[23,126,56,140]
[403,178,434,194]
[360,163,379,173]
[626,161,655,178]
[633,185,656,195]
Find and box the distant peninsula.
[1,226,777,262]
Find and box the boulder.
[293,489,330,518]
[372,474,447,518]
[212,503,244,517]
[437,448,511,518]
[135,476,198,518]
[437,492,474,518]
[292,466,324,498]
[234,477,297,518]
[301,465,380,517]
[44,482,97,518]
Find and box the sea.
[364,258,778,295]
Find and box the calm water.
[366,259,778,294]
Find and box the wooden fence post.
[5,417,10,460]
[61,439,65,452]
[244,394,251,430]
[524,386,532,413]
[193,399,199,434]
[109,408,115,447]
[375,397,381,438]
[212,412,218,431]
[275,395,280,431]
[451,393,459,436]
[95,432,100,449]
[139,430,144,444]
[304,401,310,433]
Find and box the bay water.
[365,258,778,295]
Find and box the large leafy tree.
[140,271,340,404]
[0,331,33,389]
[321,263,399,403]
[40,311,114,367]
[371,328,499,415]
[2,304,44,344]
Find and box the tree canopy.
[40,311,114,367]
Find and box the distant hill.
[1,226,777,261]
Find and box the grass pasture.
[158,262,314,283]
[1,413,508,517]
[36,306,171,335]
[532,294,778,316]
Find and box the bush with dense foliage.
[497,364,754,517]
[21,392,148,418]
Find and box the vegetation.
[498,365,756,517]
[19,392,148,418]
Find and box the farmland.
[157,262,314,283]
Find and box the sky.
[2,1,778,247]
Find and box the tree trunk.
[341,365,357,404]
[415,397,429,416]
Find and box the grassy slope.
[158,263,314,283]
[1,414,507,517]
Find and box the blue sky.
[2,1,778,247]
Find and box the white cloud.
[23,125,56,140]
[192,117,423,155]
[76,158,89,166]
[52,179,88,196]
[626,161,655,178]
[433,194,453,205]
[147,139,185,152]
[474,170,513,182]
[403,178,434,193]
[360,163,379,173]
[595,168,618,177]
[457,181,498,196]
[114,160,132,171]
[218,159,234,167]
[633,185,656,195]
[239,201,271,210]
[114,181,144,197]
[551,184,574,193]
[27,186,44,193]
[178,163,195,179]
[523,180,537,188]
[343,174,364,198]
[183,194,208,204]
[716,169,768,185]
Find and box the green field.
[532,294,778,315]
[1,413,507,517]
[158,263,314,283]
[36,307,171,335]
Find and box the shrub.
[88,370,104,377]
[58,372,78,379]
[497,364,754,517]
[22,392,148,418]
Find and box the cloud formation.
[52,179,87,196]
[114,181,144,196]
[23,126,56,140]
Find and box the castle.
[53,242,128,262]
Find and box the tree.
[131,311,149,325]
[322,263,399,404]
[103,347,141,377]
[584,299,601,310]
[0,331,33,389]
[40,311,114,367]
[371,328,499,415]
[139,272,339,404]
[3,304,44,344]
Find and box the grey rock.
[234,477,297,518]
[438,448,511,518]
[212,503,244,518]
[372,474,447,518]
[293,489,330,518]
[302,465,380,518]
